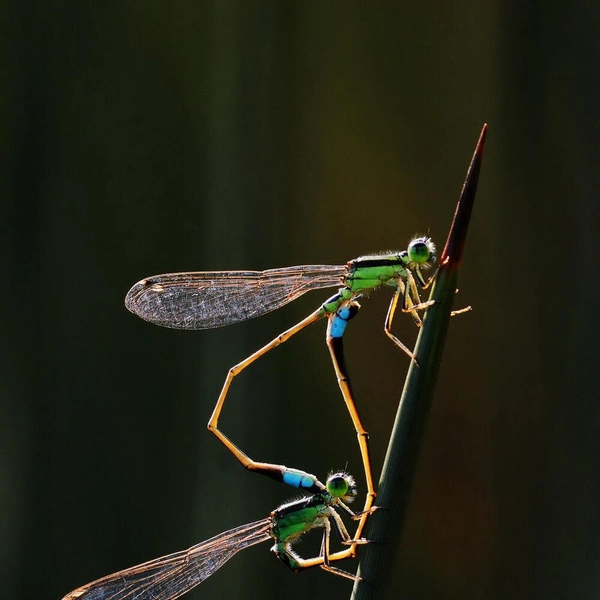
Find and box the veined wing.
[62,518,272,600]
[124,265,346,330]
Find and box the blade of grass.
[350,124,488,599]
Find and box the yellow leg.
[384,285,419,361]
[416,264,471,316]
[288,509,365,580]
[404,272,436,317]
[290,545,361,574]
[384,271,437,359]
[319,513,361,581]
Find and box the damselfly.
[62,470,367,600]
[124,236,438,547]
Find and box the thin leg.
[403,278,424,327]
[319,513,361,581]
[286,546,362,573]
[384,287,419,361]
[384,269,439,361]
[286,515,360,581]
[326,304,376,550]
[417,263,438,289]
[277,504,374,574]
[402,271,435,316]
[417,264,471,316]
[329,503,368,544]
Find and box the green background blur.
[3,3,600,599]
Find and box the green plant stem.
[350,124,488,600]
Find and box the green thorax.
[344,253,408,292]
[270,494,332,543]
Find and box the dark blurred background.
[3,2,600,599]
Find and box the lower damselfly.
[124,236,440,547]
[62,470,368,600]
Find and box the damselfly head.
[325,472,357,503]
[406,236,436,268]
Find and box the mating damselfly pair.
[63,237,441,600]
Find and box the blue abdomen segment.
[277,468,325,494]
[249,464,324,494]
[283,470,318,490]
[329,303,360,339]
[330,308,351,338]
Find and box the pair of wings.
[124,266,347,330]
[62,519,271,600]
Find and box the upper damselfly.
[124,236,438,547]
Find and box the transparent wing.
[62,519,271,600]
[124,265,346,330]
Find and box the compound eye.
[326,472,356,499]
[407,237,435,265]
[326,475,348,497]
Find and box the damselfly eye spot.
[326,472,357,500]
[407,237,436,266]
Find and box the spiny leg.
[416,262,438,289]
[405,265,473,316]
[384,285,419,361]
[277,541,366,575]
[402,271,435,317]
[451,305,473,316]
[320,506,371,579]
[384,269,440,361]
[416,262,471,316]
[314,505,377,575]
[207,308,325,473]
[319,512,361,581]
[326,303,376,549]
[403,278,424,327]
[284,514,360,581]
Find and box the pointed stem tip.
[440,123,488,266]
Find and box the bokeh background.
[3,3,600,600]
